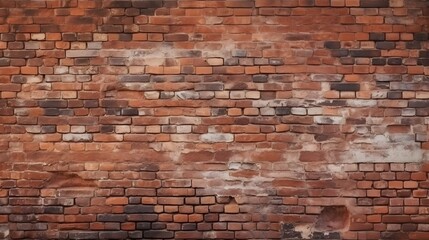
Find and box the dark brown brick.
[77,33,93,41]
[406,41,421,49]
[119,75,150,82]
[252,75,268,83]
[0,58,10,66]
[124,205,154,213]
[39,100,67,108]
[1,33,15,41]
[275,107,291,116]
[125,8,140,16]
[11,75,27,83]
[99,231,128,239]
[83,100,98,108]
[118,34,132,41]
[69,231,98,239]
[8,42,24,50]
[285,33,311,41]
[100,25,123,33]
[409,101,429,108]
[42,206,63,214]
[3,50,35,58]
[387,91,402,99]
[330,83,360,91]
[204,213,219,222]
[103,0,132,8]
[127,214,158,222]
[144,230,174,239]
[41,25,60,33]
[136,222,151,230]
[182,223,197,230]
[331,49,349,57]
[414,32,428,41]
[372,58,386,65]
[324,41,341,49]
[164,0,178,8]
[375,41,395,50]
[44,108,60,116]
[121,108,139,116]
[381,232,408,239]
[97,214,127,222]
[397,189,411,197]
[418,59,429,66]
[369,32,385,41]
[62,33,77,41]
[350,50,381,57]
[195,83,224,91]
[360,0,389,8]
[86,9,110,17]
[387,58,402,65]
[41,125,56,133]
[133,0,163,8]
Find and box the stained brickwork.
[0,0,428,239]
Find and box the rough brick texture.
[0,0,428,239]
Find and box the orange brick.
[225,204,240,213]
[105,197,128,205]
[388,181,404,189]
[173,214,188,223]
[195,67,212,75]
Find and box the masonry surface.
[0,0,428,239]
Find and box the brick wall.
[0,0,428,239]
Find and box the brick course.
[0,0,428,239]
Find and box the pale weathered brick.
[200,133,234,143]
[63,134,93,142]
[66,50,100,58]
[314,116,345,125]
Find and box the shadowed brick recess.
[0,0,428,239]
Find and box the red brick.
[157,197,184,205]
[411,172,426,181]
[105,197,128,205]
[382,215,411,223]
[173,214,188,223]
[388,181,404,189]
[299,151,326,162]
[180,151,214,162]
[349,223,373,231]
[0,1,427,238]
[410,233,429,239]
[175,231,203,239]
